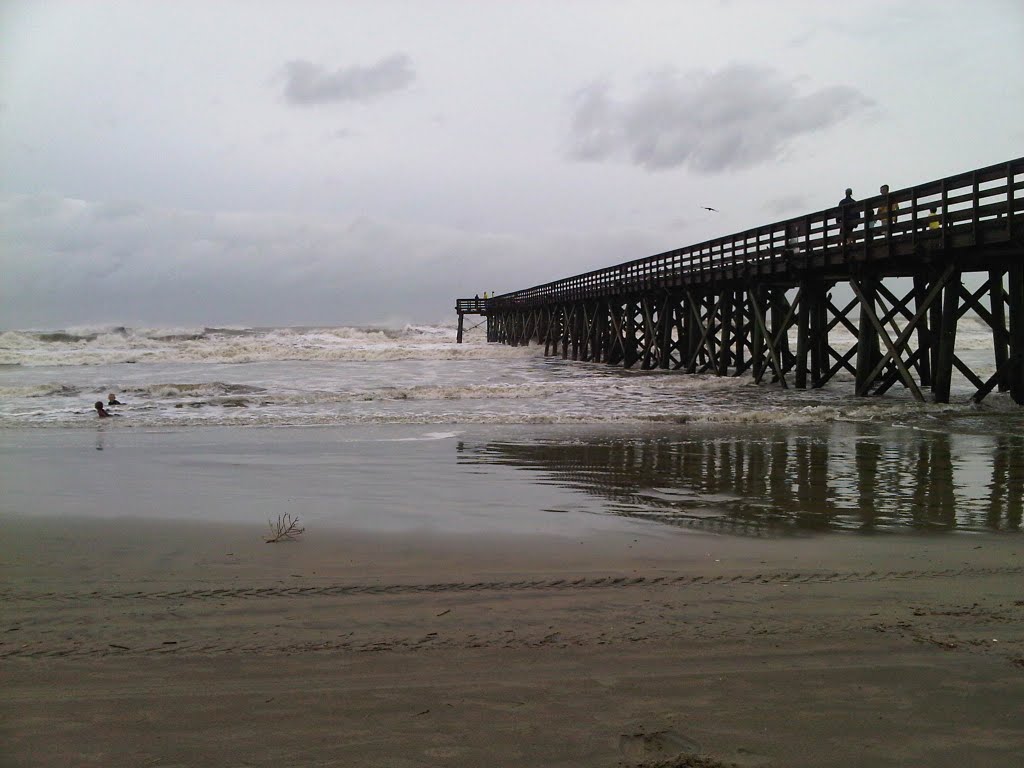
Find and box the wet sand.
[3,516,1024,767]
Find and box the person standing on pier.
[874,184,900,232]
[836,188,859,244]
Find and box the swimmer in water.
[107,393,123,405]
[95,401,113,418]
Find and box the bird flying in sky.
[701,206,719,212]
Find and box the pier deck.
[457,158,1024,404]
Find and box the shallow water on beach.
[1,422,1020,537]
[1,322,1022,538]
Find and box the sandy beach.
[3,514,1023,768]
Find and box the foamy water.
[0,321,1020,433]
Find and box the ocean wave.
[0,382,82,398]
[5,396,1011,430]
[0,324,511,366]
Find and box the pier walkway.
[457,158,1024,404]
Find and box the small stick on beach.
[266,513,305,543]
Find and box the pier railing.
[486,157,1023,306]
[456,298,490,314]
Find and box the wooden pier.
[457,158,1024,404]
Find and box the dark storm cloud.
[567,64,872,173]
[281,54,415,105]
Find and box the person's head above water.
[108,393,121,404]
[94,401,109,417]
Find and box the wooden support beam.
[641,298,657,370]
[658,295,673,370]
[684,292,699,373]
[595,301,609,362]
[623,300,639,369]
[748,288,788,388]
[750,287,765,382]
[563,304,573,359]
[807,284,827,387]
[988,271,1010,392]
[456,312,464,344]
[932,269,962,403]
[718,290,733,376]
[854,277,881,396]
[733,290,748,375]
[827,297,859,336]
[1009,263,1024,404]
[684,289,722,374]
[759,287,801,382]
[952,355,986,392]
[858,265,952,398]
[912,275,933,386]
[607,303,625,366]
[796,283,810,389]
[824,345,858,383]
[875,348,925,395]
[850,279,925,401]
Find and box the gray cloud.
[281,54,415,106]
[0,194,664,328]
[567,64,872,173]
[763,194,809,217]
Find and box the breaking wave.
[0,324,526,367]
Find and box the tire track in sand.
[2,565,1020,604]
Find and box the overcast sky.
[2,0,1022,329]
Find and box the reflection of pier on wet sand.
[459,425,1023,534]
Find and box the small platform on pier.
[454,298,491,342]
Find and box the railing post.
[971,171,980,246]
[1009,161,1017,241]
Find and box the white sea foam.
[0,322,1017,431]
[0,324,523,367]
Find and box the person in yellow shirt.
[874,184,900,232]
